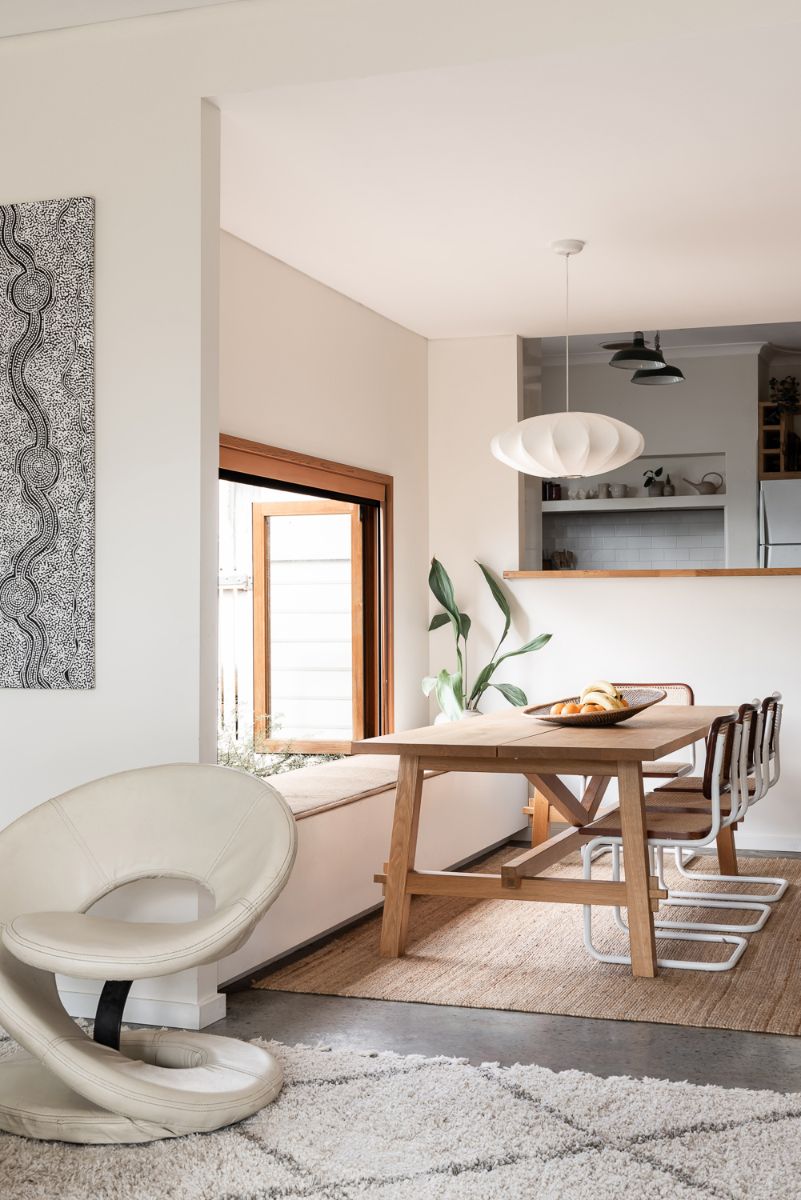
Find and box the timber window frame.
[219,435,394,752]
[252,499,363,754]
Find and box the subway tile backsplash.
[541,508,725,571]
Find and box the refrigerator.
[760,480,801,566]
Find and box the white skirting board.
[732,833,801,855]
[57,987,226,1031]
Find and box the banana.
[582,690,624,712]
[580,680,619,702]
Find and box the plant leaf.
[458,612,472,639]
[467,660,498,705]
[428,612,450,632]
[435,668,464,721]
[491,682,528,707]
[497,632,552,664]
[428,558,460,625]
[421,675,438,697]
[476,561,511,643]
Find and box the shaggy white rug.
[2,1038,801,1199]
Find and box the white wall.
[0,33,218,829]
[220,232,429,731]
[536,350,760,567]
[505,574,801,849]
[427,336,531,711]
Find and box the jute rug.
[3,1036,801,1198]
[255,849,801,1036]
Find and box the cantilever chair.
[580,709,751,971]
[650,692,787,905]
[0,763,297,1144]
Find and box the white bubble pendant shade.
[491,238,644,479]
[491,411,644,479]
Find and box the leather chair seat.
[4,905,251,979]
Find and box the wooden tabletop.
[352,705,733,763]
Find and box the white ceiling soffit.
[220,20,801,339]
[0,0,240,38]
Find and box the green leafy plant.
[422,558,551,719]
[643,466,663,489]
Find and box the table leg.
[716,825,739,876]
[529,790,551,847]
[617,760,658,978]
[526,773,609,847]
[379,754,424,957]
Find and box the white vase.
[434,709,483,725]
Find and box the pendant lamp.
[632,332,684,385]
[609,331,665,371]
[491,240,645,479]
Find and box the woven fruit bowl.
[524,688,667,727]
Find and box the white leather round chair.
[0,763,297,1143]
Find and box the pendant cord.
[564,252,570,413]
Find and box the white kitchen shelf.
[541,494,726,514]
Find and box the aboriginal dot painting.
[0,197,94,688]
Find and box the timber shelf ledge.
[504,568,801,580]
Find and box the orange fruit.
[581,703,603,713]
[562,702,581,715]
[550,702,565,715]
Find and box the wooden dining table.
[352,704,733,978]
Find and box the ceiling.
[0,0,240,38]
[220,15,801,339]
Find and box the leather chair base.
[0,1031,284,1144]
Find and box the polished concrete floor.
[209,988,801,1095]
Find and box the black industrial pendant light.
[609,331,665,371]
[631,333,685,385]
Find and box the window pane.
[267,512,354,743]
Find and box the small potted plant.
[643,466,664,497]
[423,558,551,722]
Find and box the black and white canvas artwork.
[0,196,94,689]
